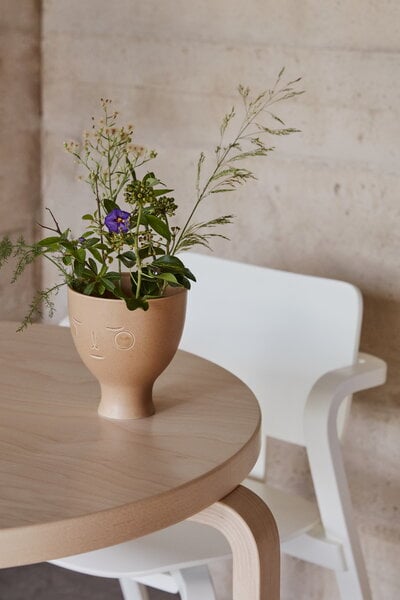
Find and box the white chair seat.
[52,521,230,579]
[52,482,319,578]
[245,479,320,541]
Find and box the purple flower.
[104,209,130,233]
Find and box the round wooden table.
[0,322,279,599]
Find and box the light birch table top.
[0,322,261,568]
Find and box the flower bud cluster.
[151,196,177,217]
[124,180,155,206]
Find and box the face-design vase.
[67,285,187,419]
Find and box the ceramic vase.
[67,284,187,420]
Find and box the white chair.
[53,252,386,600]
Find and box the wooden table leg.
[189,485,280,600]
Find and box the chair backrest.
[178,253,362,466]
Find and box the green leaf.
[153,255,185,269]
[82,214,93,220]
[103,199,119,213]
[99,264,108,277]
[98,282,106,296]
[59,240,75,251]
[152,188,174,197]
[37,236,61,247]
[145,215,171,241]
[156,272,178,284]
[138,247,153,260]
[82,268,96,278]
[62,255,72,266]
[106,271,121,280]
[175,274,192,289]
[101,278,117,293]
[83,282,95,295]
[143,172,157,185]
[88,258,98,274]
[181,267,196,281]
[117,250,136,268]
[119,256,136,268]
[76,247,86,263]
[73,259,84,278]
[146,285,164,298]
[88,246,103,262]
[85,237,100,246]
[125,297,149,311]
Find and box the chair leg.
[305,387,373,600]
[189,485,280,600]
[334,568,372,600]
[119,577,150,600]
[171,565,217,600]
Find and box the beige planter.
[67,284,187,420]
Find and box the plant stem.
[42,252,70,279]
[134,205,143,298]
[93,172,106,263]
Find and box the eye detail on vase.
[106,326,135,350]
[115,331,135,350]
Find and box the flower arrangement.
[0,69,302,330]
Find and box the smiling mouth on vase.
[89,354,105,360]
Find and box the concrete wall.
[41,2,400,599]
[0,0,41,320]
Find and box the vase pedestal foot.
[98,384,155,420]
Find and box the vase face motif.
[67,285,187,419]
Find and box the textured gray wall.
[2,1,399,598]
[0,0,41,320]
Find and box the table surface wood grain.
[0,322,261,568]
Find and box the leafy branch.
[173,68,303,253]
[16,283,66,332]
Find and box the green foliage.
[16,284,64,332]
[0,71,303,328]
[0,237,12,268]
